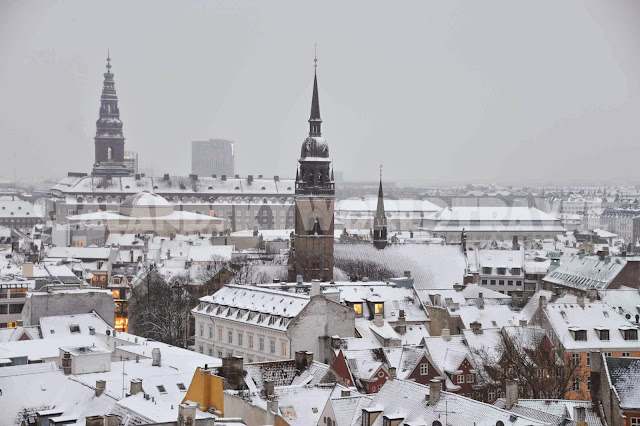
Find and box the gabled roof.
[383,346,432,380]
[350,379,548,426]
[604,356,640,409]
[494,399,603,426]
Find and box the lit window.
[353,304,363,316]
[218,328,223,341]
[281,342,287,357]
[374,303,383,314]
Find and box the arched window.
[107,147,113,161]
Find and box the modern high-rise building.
[92,53,135,177]
[288,58,335,282]
[191,139,235,177]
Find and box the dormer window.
[482,267,492,274]
[496,267,507,275]
[353,303,363,317]
[511,268,521,275]
[620,326,638,341]
[568,326,587,341]
[594,327,609,341]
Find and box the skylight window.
[176,383,186,392]
[69,325,81,334]
[157,385,167,394]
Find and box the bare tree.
[128,265,194,348]
[473,327,586,400]
[334,258,394,282]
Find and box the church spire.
[373,165,388,250]
[309,52,322,137]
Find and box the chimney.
[62,351,72,375]
[589,351,602,404]
[311,280,321,297]
[388,367,397,381]
[178,402,197,426]
[152,348,161,367]
[477,292,484,310]
[505,379,518,410]
[95,380,106,397]
[247,175,254,185]
[574,406,587,426]
[89,326,95,336]
[577,294,585,308]
[429,379,441,405]
[221,174,227,181]
[264,379,275,398]
[85,416,105,426]
[130,378,143,395]
[105,415,119,426]
[442,328,451,341]
[470,321,482,335]
[373,313,384,327]
[22,262,34,278]
[395,309,407,335]
[331,336,341,349]
[267,398,279,414]
[588,289,598,302]
[539,295,548,309]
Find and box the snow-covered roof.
[39,312,111,338]
[543,301,640,350]
[121,190,171,207]
[604,356,640,410]
[68,209,224,223]
[351,379,548,426]
[193,285,310,331]
[336,198,440,214]
[543,255,627,291]
[51,175,295,196]
[494,398,603,426]
[334,244,467,290]
[327,394,373,426]
[46,246,113,260]
[0,196,43,219]
[333,283,427,323]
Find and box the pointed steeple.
[308,53,322,137]
[373,165,388,250]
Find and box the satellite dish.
[106,330,111,336]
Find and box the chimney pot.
[505,379,518,410]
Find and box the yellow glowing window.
[374,303,384,314]
[112,290,120,299]
[353,304,363,315]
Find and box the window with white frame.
[259,337,265,351]
[419,363,428,375]
[457,374,465,384]
[630,418,640,426]
[466,374,474,383]
[228,330,233,344]
[281,342,287,357]
[572,377,581,391]
[249,334,254,348]
[199,323,203,337]
[209,326,213,339]
[238,332,243,347]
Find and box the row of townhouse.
[192,284,355,364]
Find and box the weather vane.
[379,163,383,179]
[314,44,318,68]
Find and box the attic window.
[176,383,186,392]
[157,385,167,394]
[621,328,638,341]
[69,325,80,334]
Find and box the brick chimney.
[62,351,72,375]
[95,379,106,397]
[395,309,407,335]
[477,292,484,310]
[388,366,397,381]
[178,402,197,426]
[295,350,314,373]
[130,378,143,395]
[264,379,275,398]
[470,321,482,335]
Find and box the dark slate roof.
[605,356,640,409]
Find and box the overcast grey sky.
[1,0,639,185]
